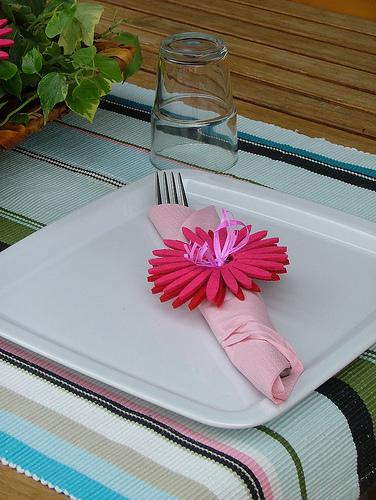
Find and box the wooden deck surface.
[97,0,376,153]
[1,0,376,498]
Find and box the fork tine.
[163,171,170,204]
[177,172,189,207]
[155,171,189,206]
[171,172,179,204]
[155,172,162,205]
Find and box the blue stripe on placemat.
[0,432,124,499]
[238,132,376,179]
[0,411,170,499]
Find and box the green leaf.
[58,17,81,55]
[29,0,46,16]
[21,72,40,89]
[72,46,96,68]
[0,100,8,111]
[94,54,121,82]
[6,1,36,25]
[93,74,112,97]
[65,79,100,122]
[75,3,103,46]
[10,113,29,125]
[37,72,68,123]
[114,33,140,48]
[123,47,143,79]
[44,0,75,13]
[45,6,74,38]
[3,71,22,99]
[0,61,18,81]
[22,47,43,74]
[44,42,62,58]
[0,1,15,23]
[8,29,35,67]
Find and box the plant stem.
[0,93,39,128]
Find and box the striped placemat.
[0,83,375,499]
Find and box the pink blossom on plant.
[0,19,14,60]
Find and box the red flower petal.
[178,269,211,301]
[246,237,279,249]
[249,230,268,242]
[148,261,193,275]
[237,248,287,257]
[232,262,273,280]
[243,253,288,263]
[195,227,215,252]
[163,239,186,250]
[160,289,180,302]
[251,281,261,292]
[206,268,221,302]
[172,297,185,308]
[235,288,245,301]
[154,266,198,287]
[188,284,207,310]
[220,267,239,296]
[240,259,286,272]
[228,265,253,289]
[149,257,187,266]
[214,277,226,307]
[164,267,204,294]
[235,225,251,245]
[243,246,287,255]
[153,249,184,257]
[182,227,204,245]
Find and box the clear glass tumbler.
[150,32,238,171]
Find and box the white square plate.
[0,170,375,428]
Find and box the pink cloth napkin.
[149,204,304,403]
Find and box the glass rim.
[159,32,228,64]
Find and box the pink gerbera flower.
[148,209,289,310]
[0,19,14,60]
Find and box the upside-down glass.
[150,33,238,171]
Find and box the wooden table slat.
[104,0,376,73]
[234,0,376,35]
[138,49,376,138]
[100,12,376,95]
[129,68,376,152]
[165,0,376,54]
[103,18,376,115]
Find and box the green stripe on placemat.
[258,425,308,500]
[338,358,376,432]
[0,215,38,245]
[0,207,44,231]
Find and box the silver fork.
[155,171,189,207]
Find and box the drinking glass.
[150,32,238,171]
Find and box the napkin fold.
[149,204,303,403]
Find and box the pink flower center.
[184,209,250,267]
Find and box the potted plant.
[0,0,142,149]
